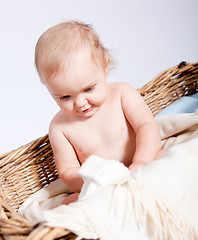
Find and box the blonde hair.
[35,21,113,82]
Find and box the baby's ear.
[104,57,110,76]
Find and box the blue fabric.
[156,93,198,116]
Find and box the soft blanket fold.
[19,110,198,240]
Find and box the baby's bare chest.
[66,107,136,164]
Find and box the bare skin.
[45,51,161,205]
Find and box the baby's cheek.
[95,90,107,105]
[59,102,73,113]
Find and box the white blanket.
[19,110,198,240]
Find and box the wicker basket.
[0,61,198,240]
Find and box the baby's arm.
[49,123,83,194]
[121,83,161,170]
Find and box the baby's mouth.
[82,107,91,113]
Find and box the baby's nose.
[74,95,87,108]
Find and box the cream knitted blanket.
[19,110,198,240]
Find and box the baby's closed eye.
[84,86,95,92]
[60,95,71,101]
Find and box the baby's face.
[45,51,108,118]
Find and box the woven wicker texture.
[0,61,198,239]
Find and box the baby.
[35,21,162,204]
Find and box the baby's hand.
[62,192,79,205]
[128,162,144,171]
[129,150,165,171]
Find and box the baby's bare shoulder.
[49,111,69,134]
[109,82,136,95]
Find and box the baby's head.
[35,21,113,83]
